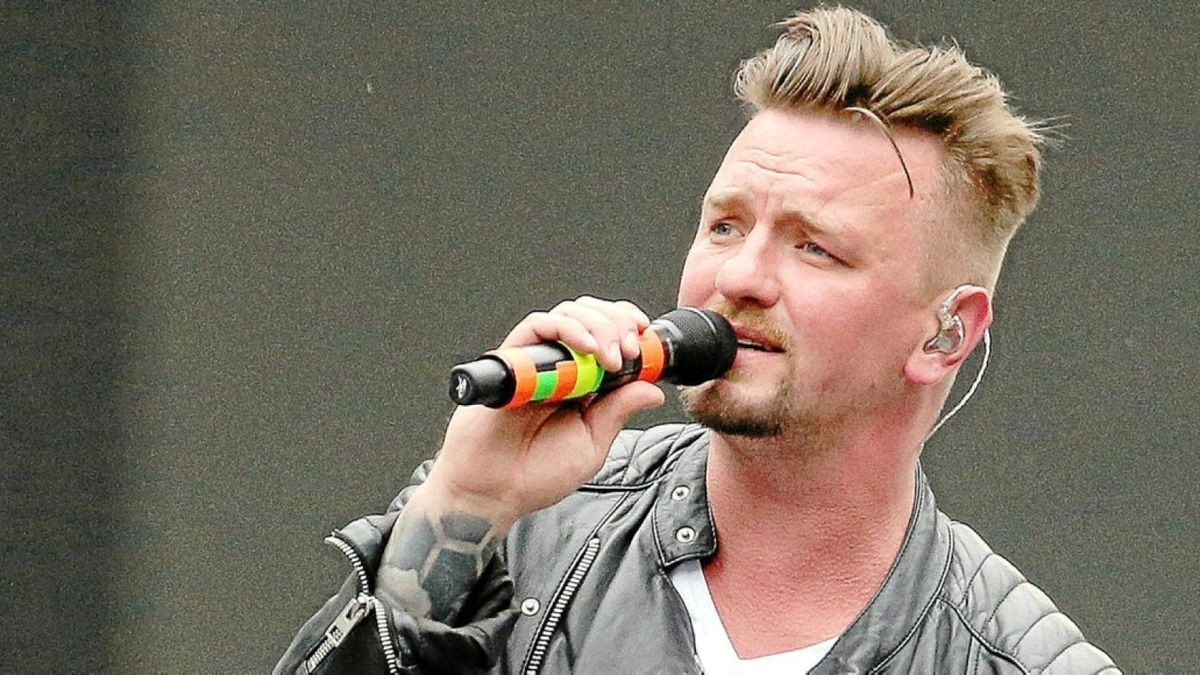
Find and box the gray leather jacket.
[277,424,1119,674]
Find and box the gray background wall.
[3,2,1196,672]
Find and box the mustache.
[703,299,791,350]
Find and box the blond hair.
[735,6,1046,287]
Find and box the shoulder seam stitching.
[1011,609,1065,651]
[958,546,998,609]
[939,597,1030,674]
[981,579,1032,632]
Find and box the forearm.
[375,485,510,624]
[276,481,518,674]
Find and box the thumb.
[582,381,666,452]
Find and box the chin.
[679,381,786,438]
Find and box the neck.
[694,392,942,655]
[701,414,923,640]
[706,423,920,561]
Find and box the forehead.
[706,108,948,231]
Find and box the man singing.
[278,7,1117,673]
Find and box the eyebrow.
[703,188,846,238]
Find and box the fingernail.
[608,344,622,366]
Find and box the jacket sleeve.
[273,460,520,675]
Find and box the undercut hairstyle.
[735,6,1047,287]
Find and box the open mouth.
[736,339,784,353]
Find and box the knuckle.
[572,305,609,328]
[556,314,584,329]
[614,299,642,314]
[577,295,618,312]
[615,300,649,321]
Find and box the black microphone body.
[449,308,736,408]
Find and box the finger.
[499,312,600,356]
[446,390,558,438]
[612,300,652,330]
[574,296,645,362]
[581,381,665,458]
[551,301,624,370]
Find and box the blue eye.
[798,242,830,257]
[710,222,736,237]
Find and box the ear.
[903,285,993,386]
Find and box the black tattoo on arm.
[375,505,501,623]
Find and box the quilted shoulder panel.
[586,423,706,488]
[943,522,1119,674]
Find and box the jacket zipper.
[301,533,402,675]
[304,593,371,670]
[522,536,602,674]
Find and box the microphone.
[448,307,737,408]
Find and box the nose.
[714,228,781,308]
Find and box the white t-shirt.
[668,559,838,674]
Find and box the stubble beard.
[678,300,841,445]
[681,367,801,437]
[679,378,790,437]
[678,300,801,438]
[679,357,846,447]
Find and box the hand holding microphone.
[413,297,733,535]
[449,307,736,408]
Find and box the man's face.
[677,107,949,439]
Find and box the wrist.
[411,478,519,537]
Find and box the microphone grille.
[653,308,736,385]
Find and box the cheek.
[808,294,923,379]
[676,249,717,307]
[784,283,910,352]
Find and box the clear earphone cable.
[925,328,991,441]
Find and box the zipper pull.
[325,594,373,647]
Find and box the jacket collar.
[651,430,952,671]
[653,431,717,567]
